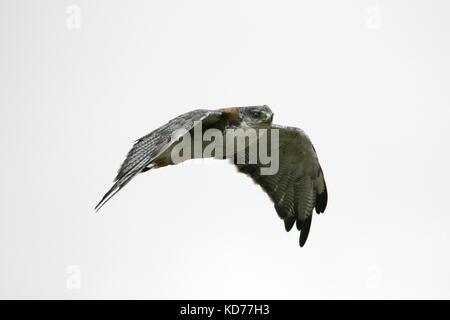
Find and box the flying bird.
[95,105,327,246]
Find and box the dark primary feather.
[234,125,327,247]
[95,109,222,211]
[315,168,328,214]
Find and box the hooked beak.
[265,113,274,124]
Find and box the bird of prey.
[95,105,327,246]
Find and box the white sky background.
[0,0,449,299]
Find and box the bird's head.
[239,105,274,128]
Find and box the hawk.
[95,105,328,246]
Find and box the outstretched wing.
[234,125,327,247]
[95,109,222,211]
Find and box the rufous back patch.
[218,107,239,121]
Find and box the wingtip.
[315,171,328,214]
[94,183,121,213]
[299,232,308,247]
[94,202,103,212]
[94,198,106,212]
[316,190,327,214]
[298,216,312,247]
[283,216,296,232]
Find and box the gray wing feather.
[95,109,222,211]
[234,125,327,246]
